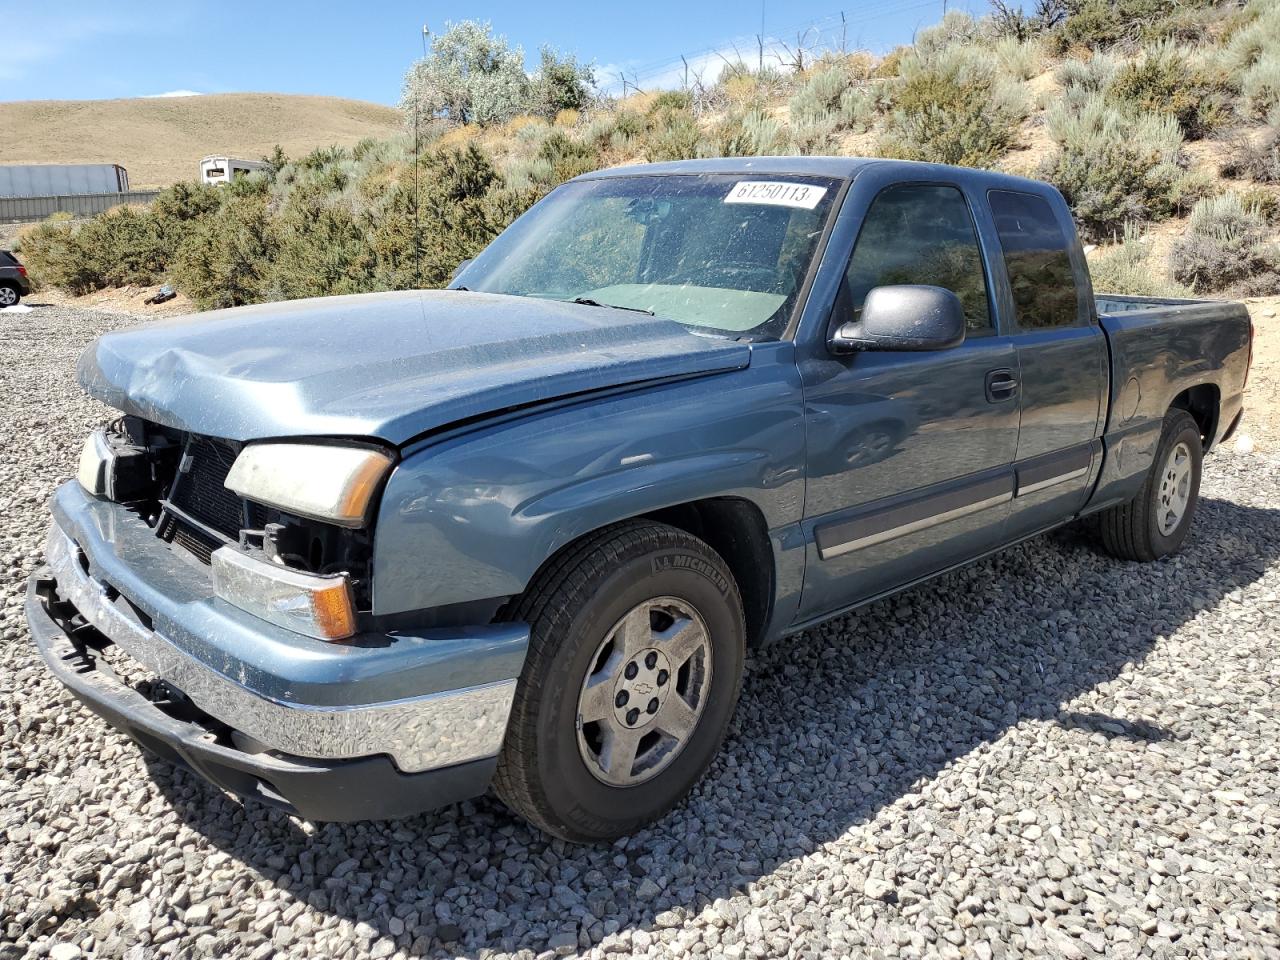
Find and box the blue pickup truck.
[26,158,1251,841]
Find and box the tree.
[530,47,596,120]
[400,21,531,126]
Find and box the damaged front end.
[76,417,380,639]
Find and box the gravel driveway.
[2,304,1278,960]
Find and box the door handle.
[985,369,1019,403]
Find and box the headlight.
[77,428,114,497]
[77,424,164,501]
[224,443,393,527]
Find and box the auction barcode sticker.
[724,181,828,210]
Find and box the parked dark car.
[0,250,31,307]
[26,158,1252,841]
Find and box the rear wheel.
[1097,408,1203,562]
[0,284,19,308]
[494,520,745,841]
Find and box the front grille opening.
[139,426,375,610]
[169,435,258,540]
[157,512,223,565]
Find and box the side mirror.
[451,258,473,281]
[829,284,967,354]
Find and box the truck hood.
[77,290,751,445]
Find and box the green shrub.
[173,180,277,309]
[914,11,990,59]
[1221,113,1280,184]
[16,216,93,294]
[641,110,701,162]
[296,145,351,172]
[1088,223,1190,297]
[1218,0,1280,78]
[1237,185,1280,224]
[1169,192,1280,295]
[787,66,876,154]
[79,206,167,288]
[1108,41,1232,140]
[708,109,787,157]
[1039,95,1201,240]
[483,184,544,232]
[1055,51,1119,94]
[993,36,1043,81]
[1053,0,1220,51]
[878,46,1027,168]
[646,90,693,116]
[536,130,600,184]
[1242,53,1280,118]
[17,205,165,294]
[269,195,371,301]
[416,144,506,285]
[789,67,875,130]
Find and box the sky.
[2,0,988,105]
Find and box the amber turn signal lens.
[211,546,358,641]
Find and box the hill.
[0,93,403,188]
[13,2,1280,315]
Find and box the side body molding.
[815,471,1014,560]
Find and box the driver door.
[797,181,1019,621]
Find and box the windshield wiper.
[569,297,654,316]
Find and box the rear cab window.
[987,190,1086,329]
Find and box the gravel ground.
[2,304,1279,960]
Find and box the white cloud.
[143,90,204,98]
[599,37,799,96]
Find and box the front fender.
[371,343,806,617]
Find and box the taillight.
[16,265,27,277]
[1245,317,1254,388]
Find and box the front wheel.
[494,520,745,841]
[1097,408,1203,562]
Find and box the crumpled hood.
[77,290,751,445]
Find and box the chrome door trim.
[1013,441,1098,497]
[815,472,1014,560]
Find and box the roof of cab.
[578,156,878,181]
[577,156,1061,197]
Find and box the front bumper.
[25,481,529,821]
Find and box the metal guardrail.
[0,190,162,223]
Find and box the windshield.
[455,173,842,339]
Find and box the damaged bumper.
[25,482,528,821]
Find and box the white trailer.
[199,156,270,185]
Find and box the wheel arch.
[639,497,775,648]
[1169,382,1220,450]
[506,497,777,648]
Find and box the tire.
[1097,408,1203,562]
[494,520,746,842]
[0,284,19,308]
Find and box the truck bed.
[1088,291,1252,511]
[1096,292,1236,316]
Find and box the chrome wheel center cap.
[612,646,672,729]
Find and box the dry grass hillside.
[0,94,402,188]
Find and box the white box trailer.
[200,156,270,185]
[0,164,130,198]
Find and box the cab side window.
[988,190,1083,329]
[843,184,992,332]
